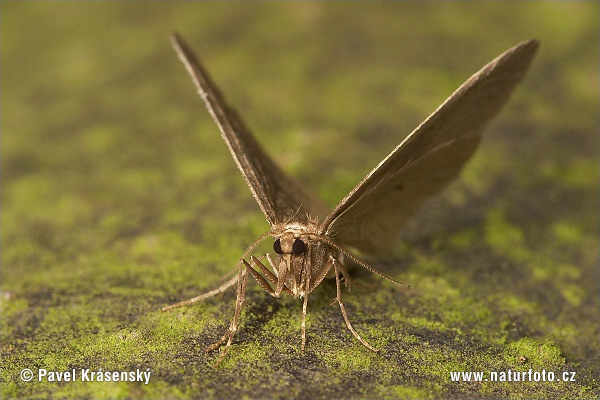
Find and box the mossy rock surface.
[2,2,598,399]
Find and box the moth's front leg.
[242,258,276,296]
[247,256,293,296]
[333,259,378,352]
[206,262,248,368]
[300,260,315,351]
[251,254,277,277]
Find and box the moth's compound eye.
[292,239,306,255]
[273,239,283,255]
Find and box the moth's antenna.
[291,204,303,220]
[240,231,273,261]
[306,234,409,288]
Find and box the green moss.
[448,228,478,249]
[218,341,273,371]
[328,345,377,373]
[504,338,565,369]
[402,316,448,332]
[559,283,586,307]
[261,302,299,339]
[484,208,528,262]
[378,384,433,399]
[541,158,599,189]
[52,381,131,400]
[0,296,29,337]
[551,221,586,245]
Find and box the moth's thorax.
[272,219,320,237]
[270,221,332,298]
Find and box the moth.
[163,33,539,365]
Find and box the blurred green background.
[1,2,598,399]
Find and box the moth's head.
[272,231,306,256]
[270,229,309,297]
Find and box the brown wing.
[320,40,539,254]
[171,33,328,225]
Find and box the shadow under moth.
[163,33,539,366]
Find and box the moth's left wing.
[320,40,539,254]
[171,33,327,225]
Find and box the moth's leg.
[252,253,277,272]
[259,253,281,283]
[254,253,278,277]
[249,256,294,296]
[162,273,238,311]
[333,260,378,352]
[242,258,276,296]
[275,255,291,297]
[337,261,352,291]
[266,253,277,275]
[250,256,278,285]
[301,266,312,351]
[309,255,335,292]
[207,263,249,367]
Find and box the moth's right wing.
[320,40,539,254]
[171,33,327,225]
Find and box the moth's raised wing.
[171,33,327,225]
[320,40,539,254]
